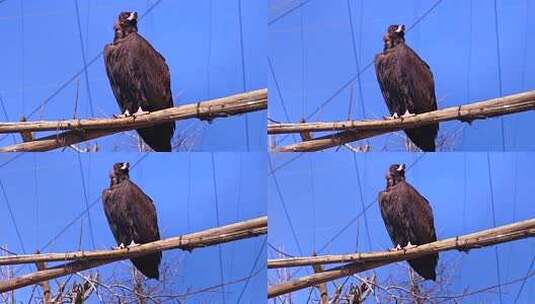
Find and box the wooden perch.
[269,90,535,152]
[268,218,535,298]
[0,216,266,293]
[0,89,267,152]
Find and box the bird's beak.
[127,12,137,21]
[396,25,405,33]
[121,162,129,170]
[397,164,405,171]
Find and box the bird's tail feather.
[136,122,175,152]
[408,253,438,281]
[405,124,438,152]
[131,252,162,280]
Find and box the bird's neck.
[110,175,129,187]
[113,27,137,43]
[384,40,404,52]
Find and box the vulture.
[378,164,438,281]
[375,24,438,152]
[102,162,162,279]
[104,12,175,152]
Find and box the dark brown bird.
[102,162,162,279]
[104,12,175,151]
[375,24,438,152]
[378,164,438,281]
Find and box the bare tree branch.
[268,218,535,298]
[269,90,535,152]
[0,216,267,293]
[0,89,267,152]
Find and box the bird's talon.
[390,244,403,251]
[134,106,149,116]
[402,110,415,118]
[404,241,417,250]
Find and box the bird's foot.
[389,244,403,251]
[114,243,126,250]
[384,113,400,120]
[114,109,132,118]
[133,106,150,116]
[402,110,415,118]
[404,241,417,250]
[128,240,140,248]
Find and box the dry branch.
[268,218,535,298]
[0,89,267,152]
[0,216,266,293]
[269,90,535,152]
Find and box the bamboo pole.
[268,218,535,298]
[270,90,535,152]
[0,216,266,293]
[0,89,267,152]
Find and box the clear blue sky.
[268,0,535,151]
[269,152,534,303]
[0,0,266,151]
[0,152,266,302]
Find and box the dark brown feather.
[375,26,438,151]
[378,164,438,281]
[102,163,162,279]
[104,13,175,151]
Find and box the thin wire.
[487,153,503,304]
[0,153,24,169]
[20,0,25,114]
[211,153,226,304]
[267,242,295,258]
[0,180,26,254]
[268,57,298,144]
[520,0,529,91]
[346,0,366,119]
[269,158,304,256]
[206,0,213,100]
[493,0,505,151]
[186,153,191,231]
[0,94,17,144]
[32,154,40,250]
[304,0,443,123]
[353,154,371,252]
[40,152,150,251]
[76,153,96,249]
[236,236,267,303]
[74,0,95,117]
[513,253,535,303]
[229,154,244,279]
[269,152,304,175]
[237,0,250,151]
[463,0,473,148]
[319,153,426,253]
[300,1,306,119]
[268,0,313,25]
[308,154,316,251]
[25,0,165,119]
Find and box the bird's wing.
[375,53,402,116]
[378,191,395,243]
[378,190,407,247]
[396,44,437,113]
[404,182,437,245]
[126,34,174,112]
[126,180,161,245]
[102,187,133,246]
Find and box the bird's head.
[383,24,405,50]
[110,162,130,185]
[386,163,406,187]
[113,11,138,40]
